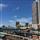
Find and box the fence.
[2,34,40,40]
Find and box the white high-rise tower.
[32,0,39,29]
[38,0,40,24]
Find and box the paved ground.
[0,38,2,40]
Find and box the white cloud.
[0,4,7,10]
[0,4,7,7]
[17,17,32,23]
[14,16,17,18]
[9,20,16,28]
[0,24,4,27]
[16,7,20,10]
[9,17,32,27]
[9,20,14,23]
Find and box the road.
[0,38,2,40]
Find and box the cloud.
[16,17,32,23]
[14,16,20,18]
[0,24,3,27]
[14,16,17,18]
[0,4,7,7]
[9,20,14,23]
[11,16,20,19]
[9,20,16,28]
[0,4,7,10]
[16,7,20,10]
[9,17,32,27]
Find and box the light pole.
[1,0,3,26]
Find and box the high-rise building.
[25,23,28,27]
[32,0,39,29]
[32,0,39,24]
[38,0,40,24]
[16,22,19,27]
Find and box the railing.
[3,34,29,40]
[2,34,40,40]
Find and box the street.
[0,38,2,40]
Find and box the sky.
[0,0,32,27]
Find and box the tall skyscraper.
[38,0,40,24]
[32,0,39,24]
[32,0,39,29]
[16,22,19,27]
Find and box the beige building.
[32,0,40,29]
[32,0,39,24]
[38,0,40,24]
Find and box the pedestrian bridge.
[0,32,29,40]
[4,34,29,40]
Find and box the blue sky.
[0,0,32,27]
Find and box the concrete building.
[32,0,40,29]
[38,0,40,24]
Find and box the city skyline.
[0,0,32,27]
